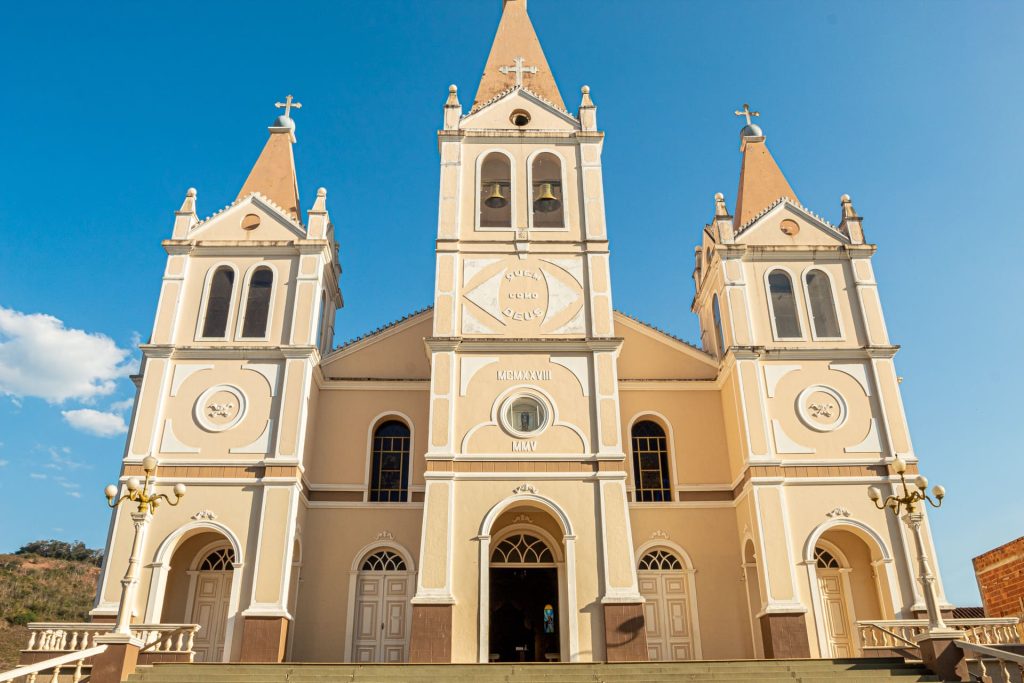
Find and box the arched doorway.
[489,532,560,662]
[186,545,235,662]
[814,544,856,657]
[350,549,414,663]
[637,548,700,661]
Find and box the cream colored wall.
[322,316,433,380]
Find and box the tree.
[15,540,103,566]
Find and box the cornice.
[424,337,624,353]
[140,344,317,361]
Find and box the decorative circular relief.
[195,384,247,432]
[500,393,550,438]
[796,385,847,432]
[780,219,800,236]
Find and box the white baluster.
[27,672,38,683]
[176,631,185,652]
[27,631,38,650]
[73,656,84,683]
[48,663,61,683]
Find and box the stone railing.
[0,644,107,683]
[858,618,1022,652]
[957,640,1024,683]
[24,623,198,659]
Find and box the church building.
[92,0,953,665]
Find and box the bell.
[484,183,508,209]
[534,183,561,213]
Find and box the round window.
[501,394,548,437]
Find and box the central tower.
[411,0,645,663]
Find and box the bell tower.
[410,0,646,663]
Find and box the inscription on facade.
[497,370,552,381]
[512,441,537,452]
[502,269,545,321]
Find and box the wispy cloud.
[29,473,47,479]
[67,491,81,498]
[109,398,135,413]
[62,408,128,437]
[43,447,88,471]
[0,459,7,467]
[0,306,134,404]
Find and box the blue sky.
[1,1,1021,606]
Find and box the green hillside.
[0,547,101,670]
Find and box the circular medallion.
[499,392,550,438]
[241,213,261,231]
[796,385,847,432]
[195,384,247,432]
[780,219,800,236]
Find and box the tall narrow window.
[531,152,564,228]
[369,420,410,502]
[241,267,273,338]
[805,270,841,338]
[201,267,235,338]
[767,270,802,338]
[631,420,671,502]
[712,294,726,356]
[316,291,327,352]
[479,153,512,228]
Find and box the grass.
[0,554,100,670]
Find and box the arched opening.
[712,294,726,357]
[805,269,841,339]
[530,152,564,228]
[479,152,512,228]
[201,266,235,338]
[350,546,415,663]
[368,419,411,502]
[637,547,699,660]
[484,505,568,663]
[742,540,765,658]
[631,420,672,502]
[240,266,274,338]
[160,533,237,662]
[766,269,802,339]
[812,529,887,658]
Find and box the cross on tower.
[275,94,303,118]
[499,56,537,87]
[734,103,760,126]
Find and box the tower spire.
[732,105,799,228]
[472,0,564,111]
[237,96,302,221]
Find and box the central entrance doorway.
[489,533,560,662]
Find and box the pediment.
[735,200,848,247]
[321,308,433,380]
[461,88,579,132]
[614,312,718,380]
[186,193,306,242]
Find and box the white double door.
[639,570,695,661]
[818,570,856,657]
[352,572,412,662]
[189,571,231,662]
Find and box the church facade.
[92,0,953,665]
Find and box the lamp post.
[104,455,186,635]
[867,456,952,634]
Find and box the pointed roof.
[237,116,300,222]
[473,0,565,112]
[733,134,799,229]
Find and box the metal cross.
[275,94,303,118]
[499,56,537,87]
[734,103,760,126]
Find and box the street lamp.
[867,456,952,634]
[105,455,186,635]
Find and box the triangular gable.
[614,312,718,380]
[186,193,307,242]
[734,199,849,247]
[461,87,579,131]
[322,308,433,380]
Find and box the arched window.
[369,420,410,502]
[814,547,841,569]
[201,267,235,338]
[491,534,554,565]
[240,267,273,338]
[361,550,407,571]
[712,294,725,356]
[479,152,512,228]
[631,420,671,502]
[805,269,841,338]
[198,547,235,571]
[531,152,564,228]
[767,270,802,339]
[638,549,683,571]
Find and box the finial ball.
[714,192,724,201]
[449,84,457,93]
[317,187,327,197]
[186,188,197,197]
[581,85,590,94]
[841,194,851,203]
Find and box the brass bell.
[534,183,561,213]
[484,183,508,209]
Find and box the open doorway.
[489,534,560,662]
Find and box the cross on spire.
[275,94,303,118]
[734,103,760,126]
[499,56,538,87]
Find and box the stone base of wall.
[239,616,289,662]
[759,612,810,659]
[408,604,452,663]
[602,603,649,662]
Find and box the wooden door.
[190,571,231,662]
[818,570,854,657]
[639,566,694,661]
[352,570,411,662]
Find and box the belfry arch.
[477,494,579,663]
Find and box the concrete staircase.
[126,658,943,683]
